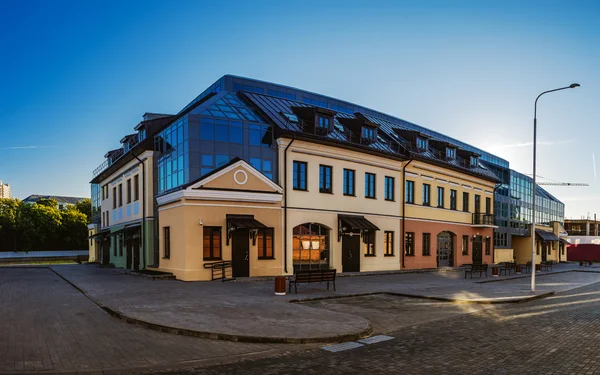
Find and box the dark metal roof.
[22,195,86,205]
[535,229,560,242]
[226,214,267,230]
[339,214,380,231]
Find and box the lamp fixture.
[199,219,203,225]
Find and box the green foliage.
[0,198,89,251]
[74,198,92,224]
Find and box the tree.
[60,208,88,250]
[17,202,62,250]
[0,198,22,251]
[74,198,92,224]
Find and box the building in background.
[22,195,86,210]
[90,75,566,280]
[0,181,10,198]
[565,218,600,244]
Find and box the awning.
[110,225,125,234]
[535,229,560,242]
[88,229,109,239]
[124,222,142,230]
[226,214,267,230]
[339,214,379,231]
[559,238,570,245]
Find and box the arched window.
[292,223,330,271]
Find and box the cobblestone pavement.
[0,267,304,374]
[159,282,600,375]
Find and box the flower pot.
[589,260,594,266]
[516,264,522,274]
[580,261,584,267]
[274,276,286,296]
[492,266,499,277]
[535,264,542,272]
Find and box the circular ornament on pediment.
[234,170,248,185]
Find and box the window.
[114,236,118,256]
[406,180,415,203]
[422,233,431,256]
[416,137,428,150]
[119,237,123,256]
[106,211,109,226]
[343,169,355,196]
[384,176,394,201]
[163,227,170,259]
[365,173,376,198]
[293,161,307,191]
[470,156,478,167]
[203,227,222,260]
[317,116,330,129]
[463,192,469,212]
[462,235,469,255]
[475,194,481,213]
[363,231,375,256]
[446,147,456,160]
[362,126,375,141]
[486,197,491,214]
[405,232,415,256]
[384,231,394,256]
[437,187,444,208]
[118,184,123,207]
[422,184,431,206]
[126,179,131,204]
[258,228,274,259]
[485,237,491,255]
[113,187,117,209]
[319,165,332,193]
[450,189,457,210]
[134,175,139,201]
[495,232,508,248]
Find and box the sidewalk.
[50,263,600,344]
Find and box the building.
[0,181,10,198]
[90,75,566,280]
[564,218,600,261]
[22,195,86,210]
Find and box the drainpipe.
[401,159,414,269]
[133,152,146,269]
[492,182,502,265]
[283,137,295,274]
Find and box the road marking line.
[321,342,364,352]
[358,335,395,345]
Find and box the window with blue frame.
[293,161,307,191]
[319,165,332,194]
[384,176,394,201]
[343,169,355,196]
[406,180,415,203]
[470,156,478,167]
[437,187,444,208]
[416,137,428,150]
[156,118,188,193]
[446,147,456,160]
[365,173,376,198]
[318,116,330,129]
[362,126,375,142]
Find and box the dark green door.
[342,235,360,272]
[232,230,250,278]
[472,236,483,264]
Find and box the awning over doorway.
[535,229,560,242]
[124,222,142,230]
[226,214,267,230]
[558,238,570,245]
[338,214,379,231]
[88,229,109,239]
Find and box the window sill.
[384,254,395,257]
[343,194,356,197]
[162,257,170,259]
[422,254,431,256]
[405,254,415,257]
[258,257,275,260]
[365,196,377,200]
[293,188,308,192]
[204,258,222,261]
[319,191,333,194]
[385,199,395,202]
[364,254,376,257]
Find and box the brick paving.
[0,267,299,373]
[155,281,600,375]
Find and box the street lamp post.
[531,83,580,292]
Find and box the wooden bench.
[499,262,516,276]
[541,260,553,271]
[288,269,337,294]
[464,264,488,279]
[522,261,532,273]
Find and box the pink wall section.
[403,220,494,269]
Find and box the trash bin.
[535,264,542,272]
[492,266,499,277]
[516,264,522,274]
[274,276,286,296]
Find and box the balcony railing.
[92,136,140,178]
[472,213,495,226]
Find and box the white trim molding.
[188,159,283,193]
[406,172,419,178]
[157,189,283,206]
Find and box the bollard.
[274,276,286,296]
[492,266,499,277]
[516,264,522,274]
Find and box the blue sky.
[0,0,598,218]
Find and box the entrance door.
[232,229,250,278]
[102,238,110,265]
[542,243,548,262]
[437,232,453,267]
[472,236,483,264]
[133,237,140,271]
[126,238,132,269]
[342,235,360,272]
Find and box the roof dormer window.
[446,147,456,160]
[361,126,376,143]
[318,116,330,129]
[470,155,479,167]
[282,113,299,124]
[416,137,428,150]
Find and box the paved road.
[0,267,298,373]
[153,282,600,375]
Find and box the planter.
[516,264,522,274]
[535,264,542,272]
[492,266,499,277]
[274,276,286,296]
[580,261,584,267]
[590,260,594,266]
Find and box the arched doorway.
[437,232,454,267]
[292,223,330,272]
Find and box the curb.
[48,267,373,345]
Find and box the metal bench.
[499,262,516,276]
[464,264,488,279]
[288,269,337,294]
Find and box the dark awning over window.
[559,238,570,245]
[535,229,560,242]
[88,229,109,239]
[339,214,379,231]
[226,214,267,230]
